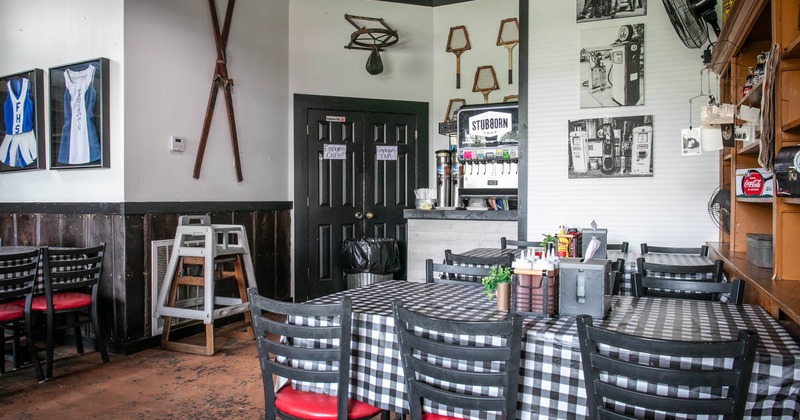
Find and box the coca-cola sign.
[736,168,774,198]
[742,170,764,196]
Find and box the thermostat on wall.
[170,136,185,152]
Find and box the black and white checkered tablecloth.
[607,251,721,297]
[289,280,800,419]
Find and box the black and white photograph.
[580,23,644,108]
[681,128,701,156]
[577,0,647,23]
[49,57,110,169]
[0,69,46,173]
[568,115,653,178]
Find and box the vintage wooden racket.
[473,65,499,104]
[444,98,466,122]
[446,26,471,89]
[496,18,519,85]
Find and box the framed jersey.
[49,57,110,169]
[0,68,46,173]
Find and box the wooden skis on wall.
[193,0,243,182]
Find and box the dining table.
[0,245,46,293]
[289,280,800,419]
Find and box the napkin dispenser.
[558,258,611,319]
[581,228,608,258]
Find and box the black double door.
[294,95,428,301]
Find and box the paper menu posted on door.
[376,146,398,161]
[323,144,347,160]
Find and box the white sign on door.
[376,146,398,161]
[323,144,347,160]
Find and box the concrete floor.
[1,335,266,419]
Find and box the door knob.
[366,212,374,219]
[355,212,363,219]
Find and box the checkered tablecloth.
[0,246,45,294]
[289,281,800,419]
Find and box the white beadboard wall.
[526,1,721,248]
[406,219,518,282]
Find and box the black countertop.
[403,209,518,221]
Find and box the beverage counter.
[404,209,518,281]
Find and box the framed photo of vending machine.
[0,68,46,173]
[49,57,110,169]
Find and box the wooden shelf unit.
[713,0,800,312]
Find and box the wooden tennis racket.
[496,18,519,85]
[473,65,499,104]
[446,26,471,89]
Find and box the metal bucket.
[347,273,393,289]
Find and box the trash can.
[341,238,401,289]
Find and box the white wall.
[0,0,125,202]
[124,0,290,201]
[431,0,519,152]
[526,1,720,247]
[289,0,433,103]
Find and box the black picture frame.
[49,57,110,169]
[0,69,46,173]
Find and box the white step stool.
[155,215,256,355]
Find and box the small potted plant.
[482,265,512,312]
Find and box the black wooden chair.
[610,258,625,274]
[607,241,629,252]
[426,259,492,286]
[444,249,514,267]
[500,237,544,249]
[0,248,45,382]
[576,315,758,419]
[609,270,623,296]
[393,299,522,420]
[640,243,709,256]
[30,244,109,379]
[634,258,743,304]
[247,288,384,420]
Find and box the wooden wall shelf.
[709,242,800,325]
[738,141,760,154]
[783,117,800,132]
[736,197,773,203]
[784,34,800,59]
[737,79,764,107]
[784,197,800,205]
[711,0,769,75]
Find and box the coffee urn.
[435,149,452,207]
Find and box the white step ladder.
[155,215,256,355]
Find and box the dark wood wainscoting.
[0,201,292,354]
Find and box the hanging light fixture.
[344,14,399,76]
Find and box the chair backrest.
[444,249,514,267]
[633,258,741,303]
[248,287,352,420]
[425,259,492,286]
[0,248,40,303]
[393,299,522,419]
[607,242,629,253]
[500,237,543,249]
[640,243,709,256]
[576,315,757,419]
[609,270,623,296]
[610,258,625,274]
[42,244,105,296]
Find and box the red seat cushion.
[0,303,24,322]
[25,292,93,311]
[423,413,467,420]
[274,384,382,420]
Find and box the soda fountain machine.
[455,103,519,210]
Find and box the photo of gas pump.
[580,23,644,108]
[568,115,653,178]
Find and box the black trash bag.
[341,238,401,275]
